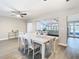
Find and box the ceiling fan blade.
[20,15,23,17]
[10,14,16,17]
[11,11,21,14]
[21,13,27,15]
[6,5,21,14]
[19,10,29,12]
[9,7,18,11]
[1,0,17,10]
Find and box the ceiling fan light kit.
[16,15,21,18]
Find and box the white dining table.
[32,35,55,59]
[18,33,56,59]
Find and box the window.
[36,22,58,31]
[36,20,59,36]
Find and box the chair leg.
[28,49,29,55]
[24,47,26,54]
[33,50,34,59]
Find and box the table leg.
[42,44,45,59]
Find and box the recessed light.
[66,0,69,2]
[43,0,47,1]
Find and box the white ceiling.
[0,0,79,20]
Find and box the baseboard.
[0,33,8,41]
[0,38,8,41]
[58,43,67,47]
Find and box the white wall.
[27,23,33,33]
[0,16,26,40]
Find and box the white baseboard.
[0,33,8,41]
[0,32,18,41]
[0,38,8,41]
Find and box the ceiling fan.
[1,1,27,18]
[11,10,27,18]
[7,6,27,18]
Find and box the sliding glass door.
[75,23,79,37]
[68,21,79,38]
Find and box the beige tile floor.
[0,38,79,59]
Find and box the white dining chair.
[24,33,41,59]
[18,32,28,54]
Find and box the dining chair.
[18,32,28,54]
[24,33,41,59]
